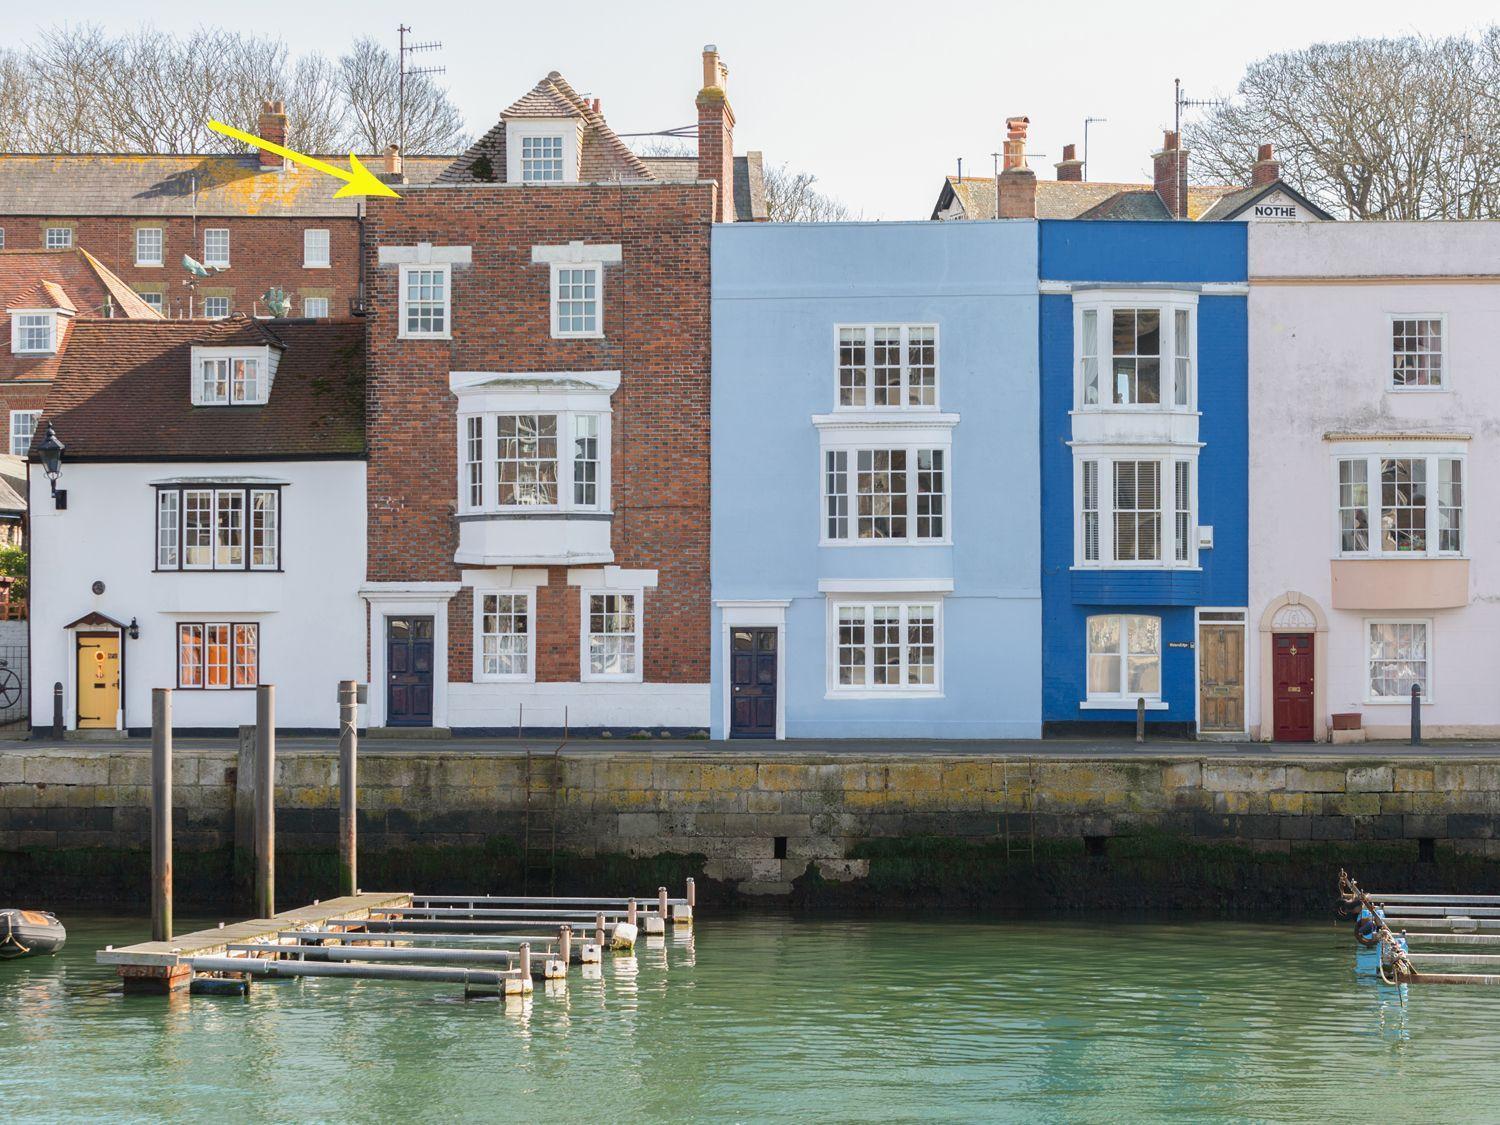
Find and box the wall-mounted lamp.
[38,423,65,503]
[128,618,140,640]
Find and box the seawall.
[4,746,1499,914]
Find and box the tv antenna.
[1174,78,1226,136]
[398,26,445,154]
[1083,117,1107,182]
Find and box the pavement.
[9,733,1500,760]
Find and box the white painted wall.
[29,459,366,731]
[1248,222,1500,738]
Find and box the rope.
[1,911,30,957]
[1343,873,1417,984]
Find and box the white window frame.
[202,228,230,268]
[9,310,58,355]
[506,119,581,184]
[398,263,452,340]
[550,262,603,339]
[0,228,6,249]
[1072,449,1199,569]
[824,595,944,699]
[9,410,40,457]
[190,346,273,406]
[1364,617,1433,705]
[1082,613,1166,708]
[44,227,73,249]
[202,296,230,320]
[821,445,950,545]
[303,297,329,318]
[137,291,165,313]
[135,226,164,267]
[1072,291,1198,412]
[814,416,958,548]
[474,588,537,684]
[303,228,331,268]
[157,484,280,571]
[1331,450,1466,559]
[1389,313,1447,392]
[580,588,644,683]
[833,324,941,411]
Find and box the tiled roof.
[439,70,653,186]
[0,154,453,218]
[935,176,1242,221]
[638,152,769,222]
[36,315,365,461]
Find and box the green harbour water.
[2,912,1496,1122]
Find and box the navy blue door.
[730,628,777,738]
[387,616,434,727]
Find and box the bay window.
[459,409,609,514]
[1075,454,1196,568]
[836,325,938,409]
[178,622,258,689]
[1075,294,1196,410]
[1366,620,1430,702]
[157,484,279,571]
[829,599,941,695]
[1086,614,1161,703]
[1334,453,1464,557]
[823,446,947,543]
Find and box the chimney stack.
[1251,143,1280,187]
[1152,130,1188,219]
[383,144,404,181]
[696,44,736,223]
[258,100,288,169]
[995,116,1037,219]
[1055,142,1084,182]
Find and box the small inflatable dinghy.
[0,909,67,959]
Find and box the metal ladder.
[522,709,567,895]
[1001,757,1036,864]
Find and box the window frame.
[44,226,73,250]
[456,407,612,516]
[821,443,951,546]
[154,484,282,572]
[303,228,331,269]
[474,588,537,683]
[1083,613,1164,706]
[135,226,164,267]
[202,296,230,320]
[9,410,40,457]
[1331,451,1466,559]
[1073,450,1198,569]
[832,324,941,411]
[398,263,452,340]
[1388,313,1447,393]
[824,596,944,699]
[549,261,604,339]
[191,346,271,406]
[177,621,259,690]
[580,588,644,684]
[10,310,57,355]
[520,134,567,183]
[1364,617,1433,705]
[302,297,329,319]
[137,290,165,314]
[202,228,230,268]
[1073,292,1198,412]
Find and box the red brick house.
[360,48,760,733]
[0,103,451,322]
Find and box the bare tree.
[763,163,857,222]
[338,36,467,153]
[1186,30,1500,219]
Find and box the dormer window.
[10,310,58,355]
[505,119,581,184]
[521,136,565,182]
[191,346,274,406]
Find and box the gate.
[0,642,29,729]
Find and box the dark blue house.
[1039,220,1248,736]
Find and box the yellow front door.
[76,634,121,729]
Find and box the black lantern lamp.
[38,423,65,499]
[128,618,140,640]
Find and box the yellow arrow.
[207,119,401,199]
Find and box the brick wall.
[4,215,361,319]
[363,183,713,686]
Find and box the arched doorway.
[1257,593,1328,742]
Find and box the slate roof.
[0,249,162,385]
[933,176,1241,221]
[640,153,768,222]
[35,315,365,461]
[0,154,453,218]
[1196,180,1336,222]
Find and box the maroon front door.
[730,628,777,738]
[1272,633,1314,742]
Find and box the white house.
[1248,222,1500,741]
[28,315,366,733]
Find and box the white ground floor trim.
[447,681,709,730]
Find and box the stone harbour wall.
[4,747,1500,911]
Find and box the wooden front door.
[729,627,778,738]
[1197,624,1245,734]
[76,633,121,729]
[386,616,434,727]
[1272,633,1315,742]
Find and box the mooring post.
[559,925,572,965]
[1410,683,1422,746]
[595,912,605,947]
[627,897,637,926]
[51,682,63,740]
[1135,697,1146,743]
[255,684,276,918]
[337,679,358,897]
[519,941,532,981]
[151,689,173,943]
[686,877,696,910]
[658,886,669,921]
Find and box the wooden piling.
[337,680,358,897]
[254,684,275,919]
[658,886,669,920]
[151,689,172,943]
[519,941,531,980]
[595,913,605,946]
[686,878,696,909]
[627,898,637,926]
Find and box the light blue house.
[711,222,1041,739]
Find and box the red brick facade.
[364,183,713,694]
[3,216,361,320]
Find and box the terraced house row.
[15,51,1499,743]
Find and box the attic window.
[521,136,565,182]
[193,348,270,406]
[10,311,57,355]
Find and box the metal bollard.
[51,682,63,740]
[1136,697,1146,743]
[151,689,173,943]
[337,680,358,897]
[519,941,531,981]
[686,877,696,910]
[627,898,637,926]
[658,886,669,920]
[559,925,572,965]
[595,912,605,947]
[1410,683,1422,746]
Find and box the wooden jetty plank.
[227,943,522,966]
[412,895,688,907]
[1397,932,1500,945]
[1377,905,1500,918]
[279,930,561,946]
[1365,892,1500,905]
[188,955,520,987]
[1401,952,1500,964]
[98,892,413,968]
[377,906,633,920]
[339,917,604,933]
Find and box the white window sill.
[204,263,230,270]
[821,538,952,549]
[398,331,452,341]
[825,689,944,701]
[13,350,56,357]
[474,673,537,685]
[1335,554,1466,562]
[552,331,604,341]
[583,675,644,685]
[1386,386,1449,394]
[1364,697,1433,706]
[1070,564,1201,572]
[462,507,612,517]
[303,263,331,270]
[1070,407,1200,416]
[1079,698,1168,710]
[135,262,163,269]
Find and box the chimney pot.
[1251,142,1281,187]
[697,46,736,221]
[1054,141,1084,182]
[997,114,1037,217]
[257,101,289,169]
[702,45,728,92]
[1062,143,1076,161]
[1001,115,1030,172]
[384,144,403,177]
[592,98,602,114]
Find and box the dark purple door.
[730,628,777,738]
[387,616,434,727]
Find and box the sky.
[34,0,1500,219]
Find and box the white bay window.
[156,484,280,571]
[1074,453,1197,568]
[1334,452,1464,557]
[1074,293,1197,411]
